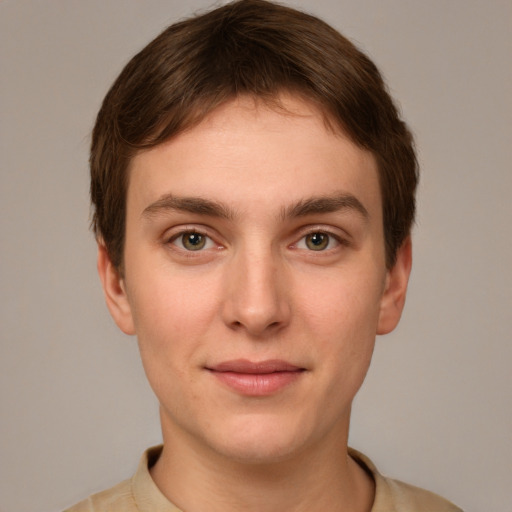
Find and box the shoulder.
[63,479,136,512]
[349,448,463,512]
[379,477,463,512]
[63,445,177,512]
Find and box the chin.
[216,439,300,465]
[207,415,313,465]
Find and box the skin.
[98,95,412,512]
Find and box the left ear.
[377,236,413,335]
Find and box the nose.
[221,245,291,337]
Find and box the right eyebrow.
[141,194,237,220]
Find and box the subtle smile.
[206,359,306,396]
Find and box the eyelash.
[293,229,349,253]
[166,227,348,254]
[298,234,335,251]
[167,229,217,252]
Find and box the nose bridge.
[223,238,290,336]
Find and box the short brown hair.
[90,0,418,270]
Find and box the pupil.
[311,233,325,245]
[183,232,206,250]
[188,233,201,245]
[307,232,328,250]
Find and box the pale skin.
[98,95,412,512]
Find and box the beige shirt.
[65,445,462,512]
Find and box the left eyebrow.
[282,193,369,220]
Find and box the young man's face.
[99,95,411,464]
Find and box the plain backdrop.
[1,1,510,511]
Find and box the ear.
[377,237,413,335]
[97,243,135,335]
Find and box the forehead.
[127,95,381,222]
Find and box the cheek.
[126,270,221,369]
[299,266,383,331]
[132,262,216,323]
[296,267,383,371]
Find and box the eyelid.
[164,225,223,251]
[292,225,351,248]
[295,233,339,251]
[172,232,215,251]
[162,224,350,253]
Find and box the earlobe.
[97,243,136,335]
[377,237,413,335]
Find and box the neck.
[150,414,374,512]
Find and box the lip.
[206,359,305,396]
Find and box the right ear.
[97,243,135,335]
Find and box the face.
[99,95,411,465]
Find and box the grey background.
[1,1,510,511]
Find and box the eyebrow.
[281,194,369,220]
[142,194,237,220]
[142,192,368,221]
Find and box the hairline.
[111,91,388,272]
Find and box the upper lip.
[207,359,304,374]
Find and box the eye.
[296,232,340,251]
[171,231,215,251]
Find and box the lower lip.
[209,370,303,396]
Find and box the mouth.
[206,359,306,396]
